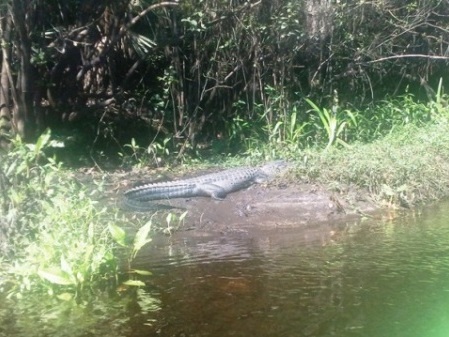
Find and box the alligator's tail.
[120,197,178,212]
[124,183,197,201]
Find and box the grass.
[291,120,449,207]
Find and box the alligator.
[123,160,289,209]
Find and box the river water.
[3,202,449,337]
[137,203,449,337]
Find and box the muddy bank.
[113,177,380,234]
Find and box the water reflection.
[0,288,161,337]
[3,202,449,336]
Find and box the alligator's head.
[259,160,290,177]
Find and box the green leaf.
[166,213,172,225]
[87,222,94,241]
[270,121,283,139]
[179,211,188,222]
[133,221,152,258]
[60,255,73,276]
[38,268,75,285]
[76,272,85,284]
[57,292,73,301]
[34,129,51,157]
[109,223,127,246]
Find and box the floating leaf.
[131,269,153,276]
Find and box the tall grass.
[228,86,442,158]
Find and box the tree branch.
[122,1,179,34]
[367,54,449,63]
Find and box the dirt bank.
[112,174,381,234]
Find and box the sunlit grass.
[294,121,449,207]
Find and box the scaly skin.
[123,160,288,203]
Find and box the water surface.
[3,203,449,337]
[140,204,449,337]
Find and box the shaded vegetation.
[0,0,448,160]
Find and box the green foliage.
[429,78,449,118]
[268,108,308,150]
[120,137,171,168]
[229,86,308,160]
[131,220,152,260]
[109,220,152,262]
[351,94,432,142]
[109,220,154,287]
[225,112,256,152]
[4,0,449,156]
[219,81,446,168]
[0,131,154,299]
[0,130,162,332]
[163,211,188,235]
[305,98,356,149]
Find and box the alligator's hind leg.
[195,184,228,200]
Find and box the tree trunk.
[11,0,35,141]
[0,6,13,146]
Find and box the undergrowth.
[0,132,153,300]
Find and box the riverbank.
[105,120,449,234]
